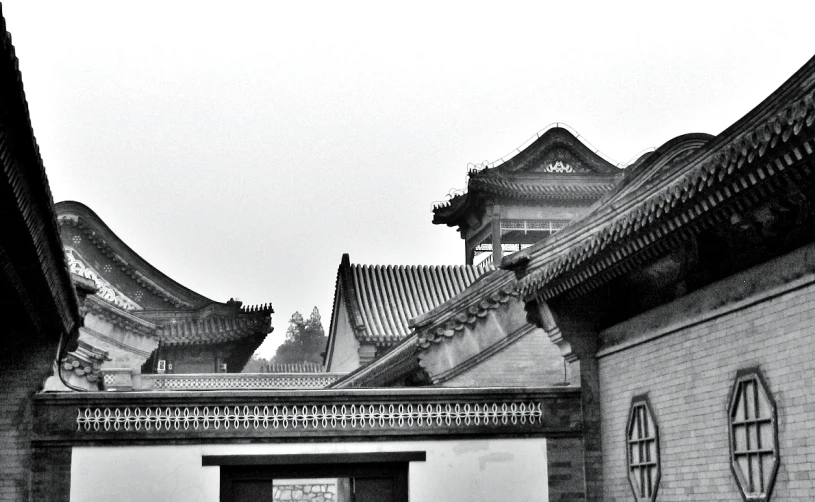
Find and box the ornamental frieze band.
[76,401,543,432]
[34,388,581,443]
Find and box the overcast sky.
[4,1,814,357]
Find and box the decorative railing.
[147,373,344,391]
[33,387,581,443]
[100,370,344,391]
[76,401,543,432]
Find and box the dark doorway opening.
[212,453,424,502]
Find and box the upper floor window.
[627,394,660,501]
[728,368,779,501]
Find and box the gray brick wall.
[547,437,587,501]
[442,328,569,387]
[0,336,62,502]
[598,278,815,501]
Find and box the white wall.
[70,438,548,502]
[326,291,361,372]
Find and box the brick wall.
[0,334,62,502]
[547,437,586,501]
[441,328,570,387]
[30,447,71,502]
[598,262,815,500]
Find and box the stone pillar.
[491,212,502,266]
[465,243,474,266]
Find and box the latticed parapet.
[33,387,581,442]
[114,372,346,391]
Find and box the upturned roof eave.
[56,201,214,309]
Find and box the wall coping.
[33,387,581,445]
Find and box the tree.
[271,307,327,367]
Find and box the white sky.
[3,1,814,357]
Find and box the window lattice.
[627,395,660,502]
[728,369,779,501]
[500,219,568,235]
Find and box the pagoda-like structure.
[54,201,273,389]
[433,127,624,265]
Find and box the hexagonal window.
[728,368,779,502]
[627,394,660,501]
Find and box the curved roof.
[56,201,212,309]
[331,254,493,345]
[56,201,273,353]
[478,127,620,174]
[433,127,624,227]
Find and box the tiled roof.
[0,12,81,338]
[432,128,625,226]
[56,200,274,351]
[56,201,212,309]
[411,270,518,349]
[469,177,618,200]
[337,254,493,344]
[134,305,273,347]
[506,56,815,302]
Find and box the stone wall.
[597,248,815,501]
[273,480,338,502]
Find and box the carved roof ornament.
[543,161,574,173]
[65,248,141,311]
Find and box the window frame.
[727,367,780,502]
[626,394,660,502]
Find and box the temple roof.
[505,55,815,302]
[433,127,625,227]
[55,201,273,353]
[56,201,213,309]
[134,303,272,346]
[329,254,493,345]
